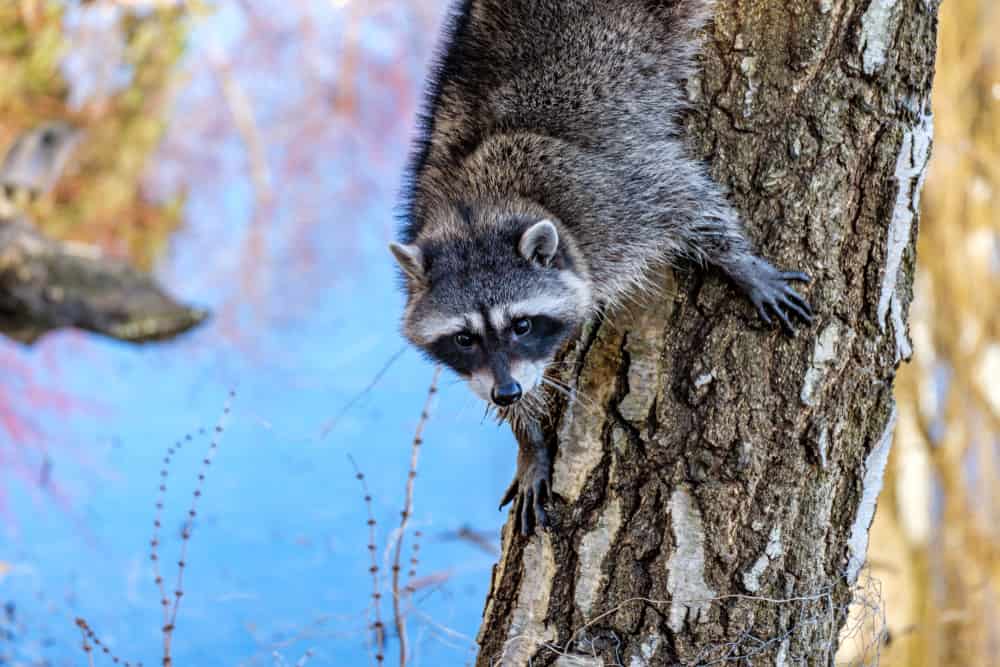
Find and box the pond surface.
[3,3,515,665]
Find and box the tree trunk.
[476,0,939,664]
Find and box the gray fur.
[390,0,813,532]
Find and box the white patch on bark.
[801,321,842,406]
[686,73,703,103]
[817,422,830,469]
[776,638,791,667]
[575,498,623,617]
[619,352,661,425]
[553,401,606,502]
[499,536,557,666]
[629,635,662,667]
[859,0,899,75]
[742,556,768,594]
[878,112,934,362]
[666,489,716,632]
[847,406,897,584]
[742,525,784,593]
[694,372,714,388]
[740,56,758,118]
[554,656,602,667]
[809,472,840,568]
[553,326,622,500]
[615,281,672,426]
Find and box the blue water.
[4,252,514,666]
[2,3,515,665]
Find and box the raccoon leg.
[677,229,814,335]
[723,254,814,336]
[660,172,815,333]
[499,416,552,536]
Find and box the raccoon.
[391,0,813,535]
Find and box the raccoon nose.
[491,382,523,406]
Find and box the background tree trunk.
[475,0,939,664]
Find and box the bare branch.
[349,455,386,666]
[210,53,273,209]
[393,367,441,667]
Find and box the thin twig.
[77,620,95,667]
[321,345,408,439]
[448,525,500,557]
[76,617,132,667]
[392,367,441,667]
[164,391,235,665]
[349,455,386,665]
[496,568,887,666]
[404,529,422,595]
[209,54,272,208]
[151,433,195,651]
[207,43,274,306]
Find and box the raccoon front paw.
[740,261,814,336]
[499,455,552,537]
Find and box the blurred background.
[858,0,1000,665]
[1,1,513,665]
[0,1,995,666]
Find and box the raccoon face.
[390,216,591,407]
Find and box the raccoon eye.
[512,318,532,337]
[454,332,476,349]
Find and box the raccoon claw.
[499,459,552,537]
[499,480,519,510]
[780,271,811,284]
[744,265,814,336]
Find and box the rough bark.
[476,0,939,665]
[0,217,207,344]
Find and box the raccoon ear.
[519,220,559,266]
[389,242,426,284]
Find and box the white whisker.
[540,376,597,413]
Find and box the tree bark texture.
[476,0,939,665]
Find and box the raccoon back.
[402,0,717,238]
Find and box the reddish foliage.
[148,1,445,334]
[0,344,91,512]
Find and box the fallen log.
[0,216,207,344]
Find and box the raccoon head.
[390,212,592,408]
